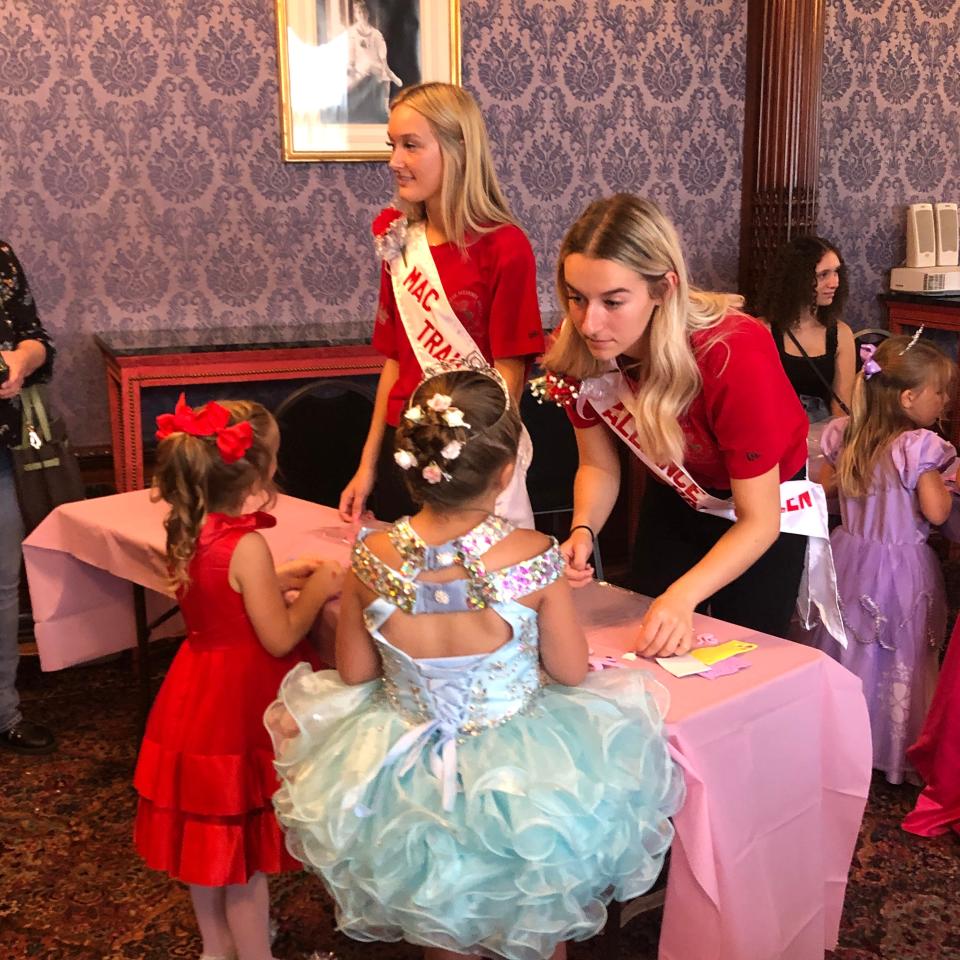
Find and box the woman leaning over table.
[542,195,809,657]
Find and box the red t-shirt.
[372,224,545,426]
[567,313,808,490]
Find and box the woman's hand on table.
[339,464,376,523]
[560,529,594,588]
[636,587,696,658]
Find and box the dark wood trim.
[739,0,826,308]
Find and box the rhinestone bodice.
[352,515,564,615]
[351,516,564,743]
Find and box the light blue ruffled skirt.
[267,667,684,960]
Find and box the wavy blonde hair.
[151,400,277,592]
[836,337,954,497]
[390,82,515,250]
[543,194,743,464]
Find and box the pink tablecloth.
[22,491,871,960]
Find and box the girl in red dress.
[133,395,344,960]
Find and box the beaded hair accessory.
[899,325,925,355]
[155,393,253,464]
[861,326,925,381]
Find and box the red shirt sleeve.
[485,226,545,360]
[370,263,399,359]
[696,315,808,481]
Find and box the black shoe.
[0,719,56,755]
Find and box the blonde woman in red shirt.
[339,82,544,527]
[544,195,813,657]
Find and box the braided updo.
[395,370,521,508]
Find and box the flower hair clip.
[529,371,581,407]
[372,207,408,264]
[155,393,253,464]
[404,393,472,430]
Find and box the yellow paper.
[690,640,757,666]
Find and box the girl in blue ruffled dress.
[266,368,684,960]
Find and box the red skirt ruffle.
[134,796,298,886]
[134,741,297,885]
[134,740,280,816]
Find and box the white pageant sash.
[578,371,846,646]
[389,222,488,373]
[384,222,533,528]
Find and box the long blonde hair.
[836,336,954,497]
[390,82,515,250]
[151,400,277,592]
[543,194,743,464]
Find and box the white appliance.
[935,202,959,266]
[906,202,937,268]
[890,265,960,294]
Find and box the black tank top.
[777,324,838,404]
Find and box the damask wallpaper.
[0,0,746,446]
[819,0,960,330]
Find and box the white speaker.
[935,202,959,267]
[906,202,936,268]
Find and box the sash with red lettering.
[578,370,846,646]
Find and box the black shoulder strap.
[826,323,839,356]
[784,326,850,416]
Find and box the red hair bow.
[155,393,254,464]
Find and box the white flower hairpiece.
[403,405,423,422]
[394,449,416,470]
[443,408,470,428]
[427,393,452,412]
[441,440,462,460]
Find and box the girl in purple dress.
[792,335,956,783]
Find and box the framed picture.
[276,0,461,161]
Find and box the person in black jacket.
[0,240,56,754]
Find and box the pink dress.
[791,419,956,783]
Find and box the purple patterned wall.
[0,0,746,447]
[819,0,960,330]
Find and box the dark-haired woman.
[754,236,855,423]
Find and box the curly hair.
[394,370,521,510]
[754,235,848,337]
[151,400,277,592]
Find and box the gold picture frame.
[276,0,461,161]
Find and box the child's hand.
[276,554,325,592]
[304,560,346,604]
